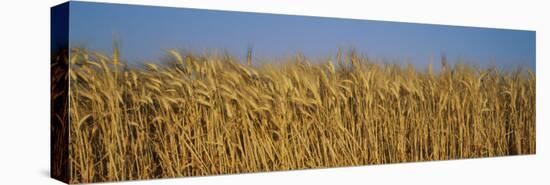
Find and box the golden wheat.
[67,48,536,183]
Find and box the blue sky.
[68,1,535,70]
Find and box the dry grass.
[67,48,535,183]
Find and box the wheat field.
[65,48,535,183]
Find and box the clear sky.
[68,1,536,70]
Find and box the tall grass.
[68,48,535,183]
